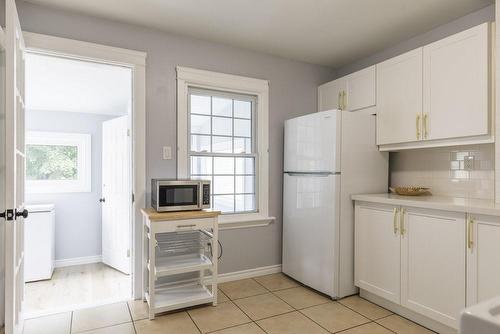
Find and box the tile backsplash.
[390,144,494,200]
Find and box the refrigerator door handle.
[285,172,336,177]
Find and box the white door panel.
[345,66,376,112]
[377,48,423,145]
[3,0,26,332]
[282,173,339,297]
[467,214,500,306]
[284,110,341,173]
[423,23,490,140]
[102,116,131,275]
[402,208,465,329]
[354,203,401,304]
[318,78,346,112]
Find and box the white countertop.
[352,193,500,217]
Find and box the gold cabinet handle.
[423,114,429,139]
[467,215,474,249]
[338,91,342,110]
[400,208,406,236]
[342,91,347,110]
[393,207,399,235]
[416,114,421,140]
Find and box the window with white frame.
[26,131,91,193]
[177,67,272,224]
[189,88,257,213]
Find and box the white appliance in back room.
[25,204,56,282]
[282,109,388,299]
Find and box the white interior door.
[3,0,26,333]
[102,115,131,275]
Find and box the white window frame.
[26,131,91,193]
[177,66,274,228]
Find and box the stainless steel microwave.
[151,179,210,212]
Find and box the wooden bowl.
[389,186,431,196]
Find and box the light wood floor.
[25,262,131,318]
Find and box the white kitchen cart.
[141,208,220,319]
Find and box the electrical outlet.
[163,146,172,160]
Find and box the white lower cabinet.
[467,214,500,306]
[354,202,467,329]
[401,208,466,328]
[354,203,400,304]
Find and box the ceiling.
[25,53,132,116]
[24,0,493,68]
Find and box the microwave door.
[158,184,200,211]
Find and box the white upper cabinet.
[345,66,376,112]
[467,214,500,306]
[318,77,346,111]
[376,48,423,145]
[423,23,490,141]
[318,66,375,112]
[376,22,492,150]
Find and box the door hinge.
[127,249,131,258]
[0,209,15,221]
[127,129,131,137]
[132,193,135,203]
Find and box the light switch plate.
[163,146,172,160]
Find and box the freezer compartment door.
[282,173,340,297]
[284,110,341,173]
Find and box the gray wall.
[26,110,115,261]
[16,1,337,274]
[335,4,495,77]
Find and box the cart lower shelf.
[150,253,213,277]
[145,283,214,315]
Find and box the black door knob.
[99,198,106,203]
[16,209,29,219]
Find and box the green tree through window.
[26,144,78,180]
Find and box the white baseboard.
[55,255,103,268]
[216,264,282,283]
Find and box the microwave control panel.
[202,184,210,205]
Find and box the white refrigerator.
[282,109,388,299]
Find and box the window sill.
[218,213,275,230]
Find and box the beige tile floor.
[25,263,131,317]
[23,273,436,334]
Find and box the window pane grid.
[191,112,251,121]
[188,88,256,214]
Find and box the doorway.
[23,52,134,317]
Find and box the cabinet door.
[423,23,490,141]
[354,202,401,304]
[318,78,346,111]
[467,214,500,306]
[401,208,465,329]
[345,66,376,112]
[376,48,423,145]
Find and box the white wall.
[16,0,337,274]
[26,110,115,261]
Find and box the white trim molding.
[204,265,282,284]
[55,255,103,268]
[24,32,146,300]
[176,66,273,228]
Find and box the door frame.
[22,32,146,299]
